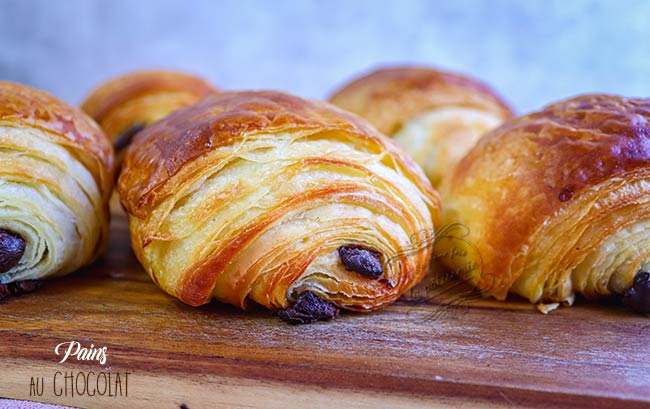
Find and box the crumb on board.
[537,303,560,314]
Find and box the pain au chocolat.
[81,70,217,167]
[439,94,650,314]
[329,66,513,187]
[0,81,113,295]
[117,90,440,323]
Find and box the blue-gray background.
[1,0,649,113]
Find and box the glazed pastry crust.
[440,94,650,303]
[0,81,113,281]
[81,70,217,148]
[0,81,113,201]
[328,66,513,187]
[328,66,513,135]
[118,91,440,310]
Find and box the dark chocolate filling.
[277,291,339,325]
[114,123,146,151]
[0,229,26,274]
[623,271,650,314]
[0,280,42,301]
[558,185,576,202]
[338,245,383,279]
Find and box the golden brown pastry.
[329,66,514,186]
[439,94,650,313]
[118,90,440,323]
[81,70,217,167]
[0,81,113,294]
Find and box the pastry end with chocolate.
[338,245,383,279]
[624,271,650,314]
[0,229,26,274]
[278,291,339,325]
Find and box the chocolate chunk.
[114,123,146,151]
[558,185,575,202]
[623,271,650,314]
[338,245,383,279]
[0,229,26,274]
[277,291,339,325]
[0,280,42,301]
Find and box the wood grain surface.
[0,212,649,409]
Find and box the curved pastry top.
[119,90,438,219]
[442,94,650,301]
[450,94,650,214]
[328,66,513,135]
[0,81,114,199]
[0,81,114,282]
[81,70,217,124]
[81,70,218,181]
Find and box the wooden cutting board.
[0,212,649,409]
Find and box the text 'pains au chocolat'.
[439,94,650,313]
[0,81,113,287]
[81,70,218,167]
[329,66,514,187]
[117,90,440,321]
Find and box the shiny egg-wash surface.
[440,94,650,314]
[117,90,441,324]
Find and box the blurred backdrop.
[1,0,649,113]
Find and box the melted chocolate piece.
[338,245,383,279]
[277,291,339,325]
[0,280,42,301]
[0,229,26,274]
[114,123,146,151]
[558,185,576,202]
[623,271,650,314]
